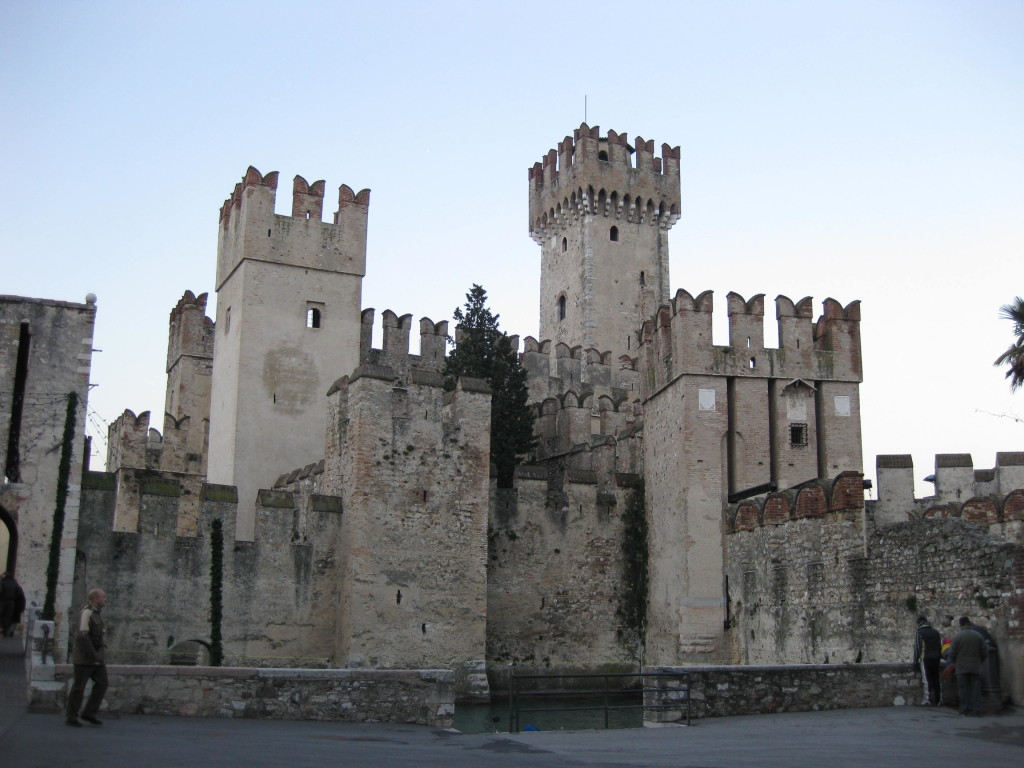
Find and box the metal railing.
[507,670,690,732]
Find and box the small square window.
[790,423,808,447]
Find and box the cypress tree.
[444,285,535,487]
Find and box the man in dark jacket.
[66,588,108,727]
[949,615,988,716]
[913,616,942,706]
[0,572,25,637]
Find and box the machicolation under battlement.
[529,123,681,242]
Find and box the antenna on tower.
[584,95,587,124]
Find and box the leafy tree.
[994,296,1024,392]
[445,285,536,487]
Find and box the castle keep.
[2,124,1022,710]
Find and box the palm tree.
[994,296,1024,392]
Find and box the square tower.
[208,168,369,539]
[529,124,680,365]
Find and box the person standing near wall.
[0,572,25,637]
[913,616,942,706]
[949,616,987,717]
[65,588,108,727]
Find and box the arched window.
[609,226,619,242]
[561,237,567,252]
[598,150,608,161]
[557,295,566,321]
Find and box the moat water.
[454,693,644,734]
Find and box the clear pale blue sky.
[2,0,1021,494]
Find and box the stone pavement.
[3,636,1022,768]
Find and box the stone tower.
[164,290,214,474]
[529,124,680,367]
[208,168,369,539]
[638,290,864,665]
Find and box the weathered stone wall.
[486,468,640,669]
[726,478,1024,704]
[322,364,491,670]
[39,664,454,727]
[645,663,918,721]
[76,473,345,668]
[0,294,96,658]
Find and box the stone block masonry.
[37,665,454,727]
[645,663,918,721]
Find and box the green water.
[454,694,645,734]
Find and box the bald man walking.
[66,589,108,727]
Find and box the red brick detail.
[830,472,865,512]
[763,495,789,525]
[961,498,997,525]
[734,503,759,532]
[1003,489,1024,521]
[923,505,950,519]
[794,485,826,519]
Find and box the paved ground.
[3,636,1022,768]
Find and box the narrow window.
[561,237,567,252]
[306,308,321,328]
[610,226,619,241]
[746,337,752,349]
[557,295,566,321]
[749,357,756,369]
[224,307,231,333]
[639,271,646,286]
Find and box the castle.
[2,125,1021,705]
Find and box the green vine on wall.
[209,518,224,666]
[41,392,78,621]
[616,481,649,657]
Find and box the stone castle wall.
[76,472,346,668]
[41,664,454,727]
[726,469,1024,703]
[487,466,641,669]
[0,294,96,658]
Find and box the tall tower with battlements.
[208,168,369,539]
[529,124,680,368]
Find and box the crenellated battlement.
[638,289,863,398]
[358,308,448,375]
[215,166,370,292]
[106,408,207,475]
[166,290,214,374]
[106,409,158,471]
[520,335,639,399]
[873,452,1024,527]
[528,123,681,243]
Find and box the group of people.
[914,614,997,717]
